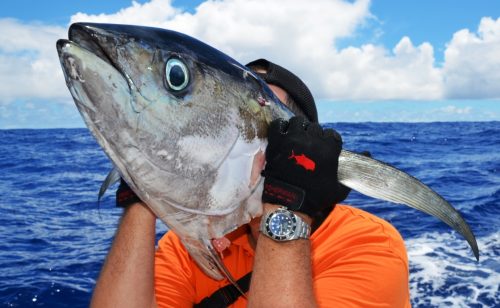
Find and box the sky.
[0,0,499,128]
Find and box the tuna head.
[56,23,291,279]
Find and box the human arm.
[248,116,344,307]
[90,201,157,308]
[248,203,317,307]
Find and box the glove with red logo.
[261,116,346,218]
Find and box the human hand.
[261,116,345,218]
[116,178,142,208]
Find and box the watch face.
[266,211,297,240]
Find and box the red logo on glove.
[289,150,316,171]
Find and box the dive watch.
[260,206,311,241]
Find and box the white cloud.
[0,19,69,103]
[443,17,500,99]
[71,0,372,68]
[439,105,472,115]
[70,0,179,26]
[322,37,443,100]
[72,0,441,100]
[67,0,500,100]
[1,0,500,108]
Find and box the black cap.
[246,59,318,122]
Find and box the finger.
[268,118,289,135]
[306,122,323,136]
[287,116,309,133]
[323,128,342,143]
[333,183,351,204]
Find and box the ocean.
[0,122,498,307]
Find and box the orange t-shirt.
[154,205,411,307]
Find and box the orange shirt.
[154,205,411,307]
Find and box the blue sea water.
[0,122,498,307]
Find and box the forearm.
[91,203,157,308]
[248,204,317,308]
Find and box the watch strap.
[293,215,311,240]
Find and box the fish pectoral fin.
[97,167,121,204]
[338,150,479,261]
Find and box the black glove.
[116,178,141,208]
[261,116,344,218]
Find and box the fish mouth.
[56,24,137,190]
[57,23,119,75]
[56,23,129,93]
[56,34,132,129]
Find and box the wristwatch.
[260,206,311,241]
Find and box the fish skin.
[56,23,479,281]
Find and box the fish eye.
[165,58,189,91]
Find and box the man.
[91,59,411,307]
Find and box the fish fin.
[97,167,121,204]
[338,150,479,261]
[205,240,248,297]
